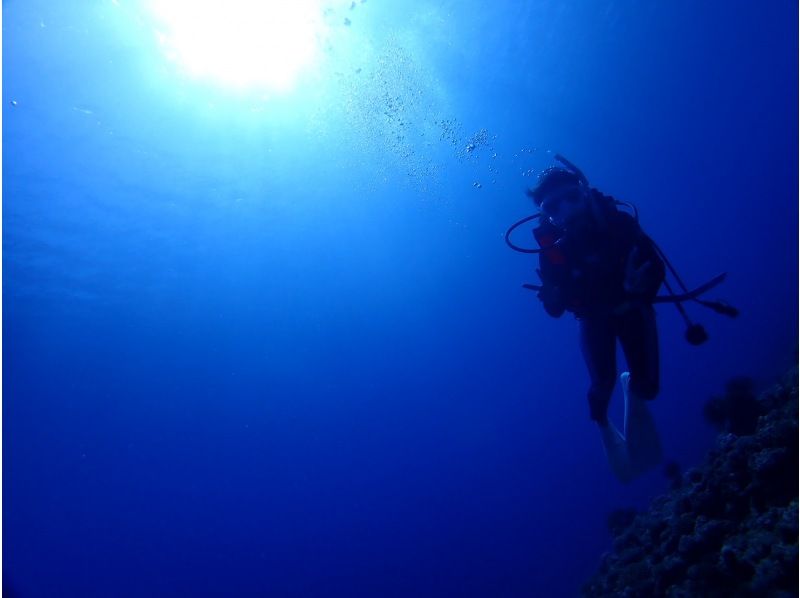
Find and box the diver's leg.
[620,304,660,400]
[580,317,633,482]
[618,306,662,474]
[579,316,617,425]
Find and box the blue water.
[3,1,797,596]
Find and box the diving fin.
[599,420,635,483]
[621,371,663,475]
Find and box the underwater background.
[3,1,797,596]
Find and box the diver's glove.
[614,248,660,315]
[536,269,565,318]
[624,247,659,298]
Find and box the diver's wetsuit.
[535,191,665,424]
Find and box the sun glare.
[147,0,327,92]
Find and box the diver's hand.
[624,247,657,295]
[537,283,561,306]
[536,269,564,317]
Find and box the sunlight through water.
[146,0,329,92]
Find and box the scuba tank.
[505,154,738,346]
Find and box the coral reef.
[703,377,763,436]
[663,460,683,491]
[583,369,798,597]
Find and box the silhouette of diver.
[505,155,737,482]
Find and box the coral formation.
[583,369,798,597]
[663,461,683,490]
[703,377,763,436]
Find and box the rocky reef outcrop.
[583,369,798,597]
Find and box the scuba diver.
[505,155,737,483]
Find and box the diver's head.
[528,167,590,230]
[528,167,582,205]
